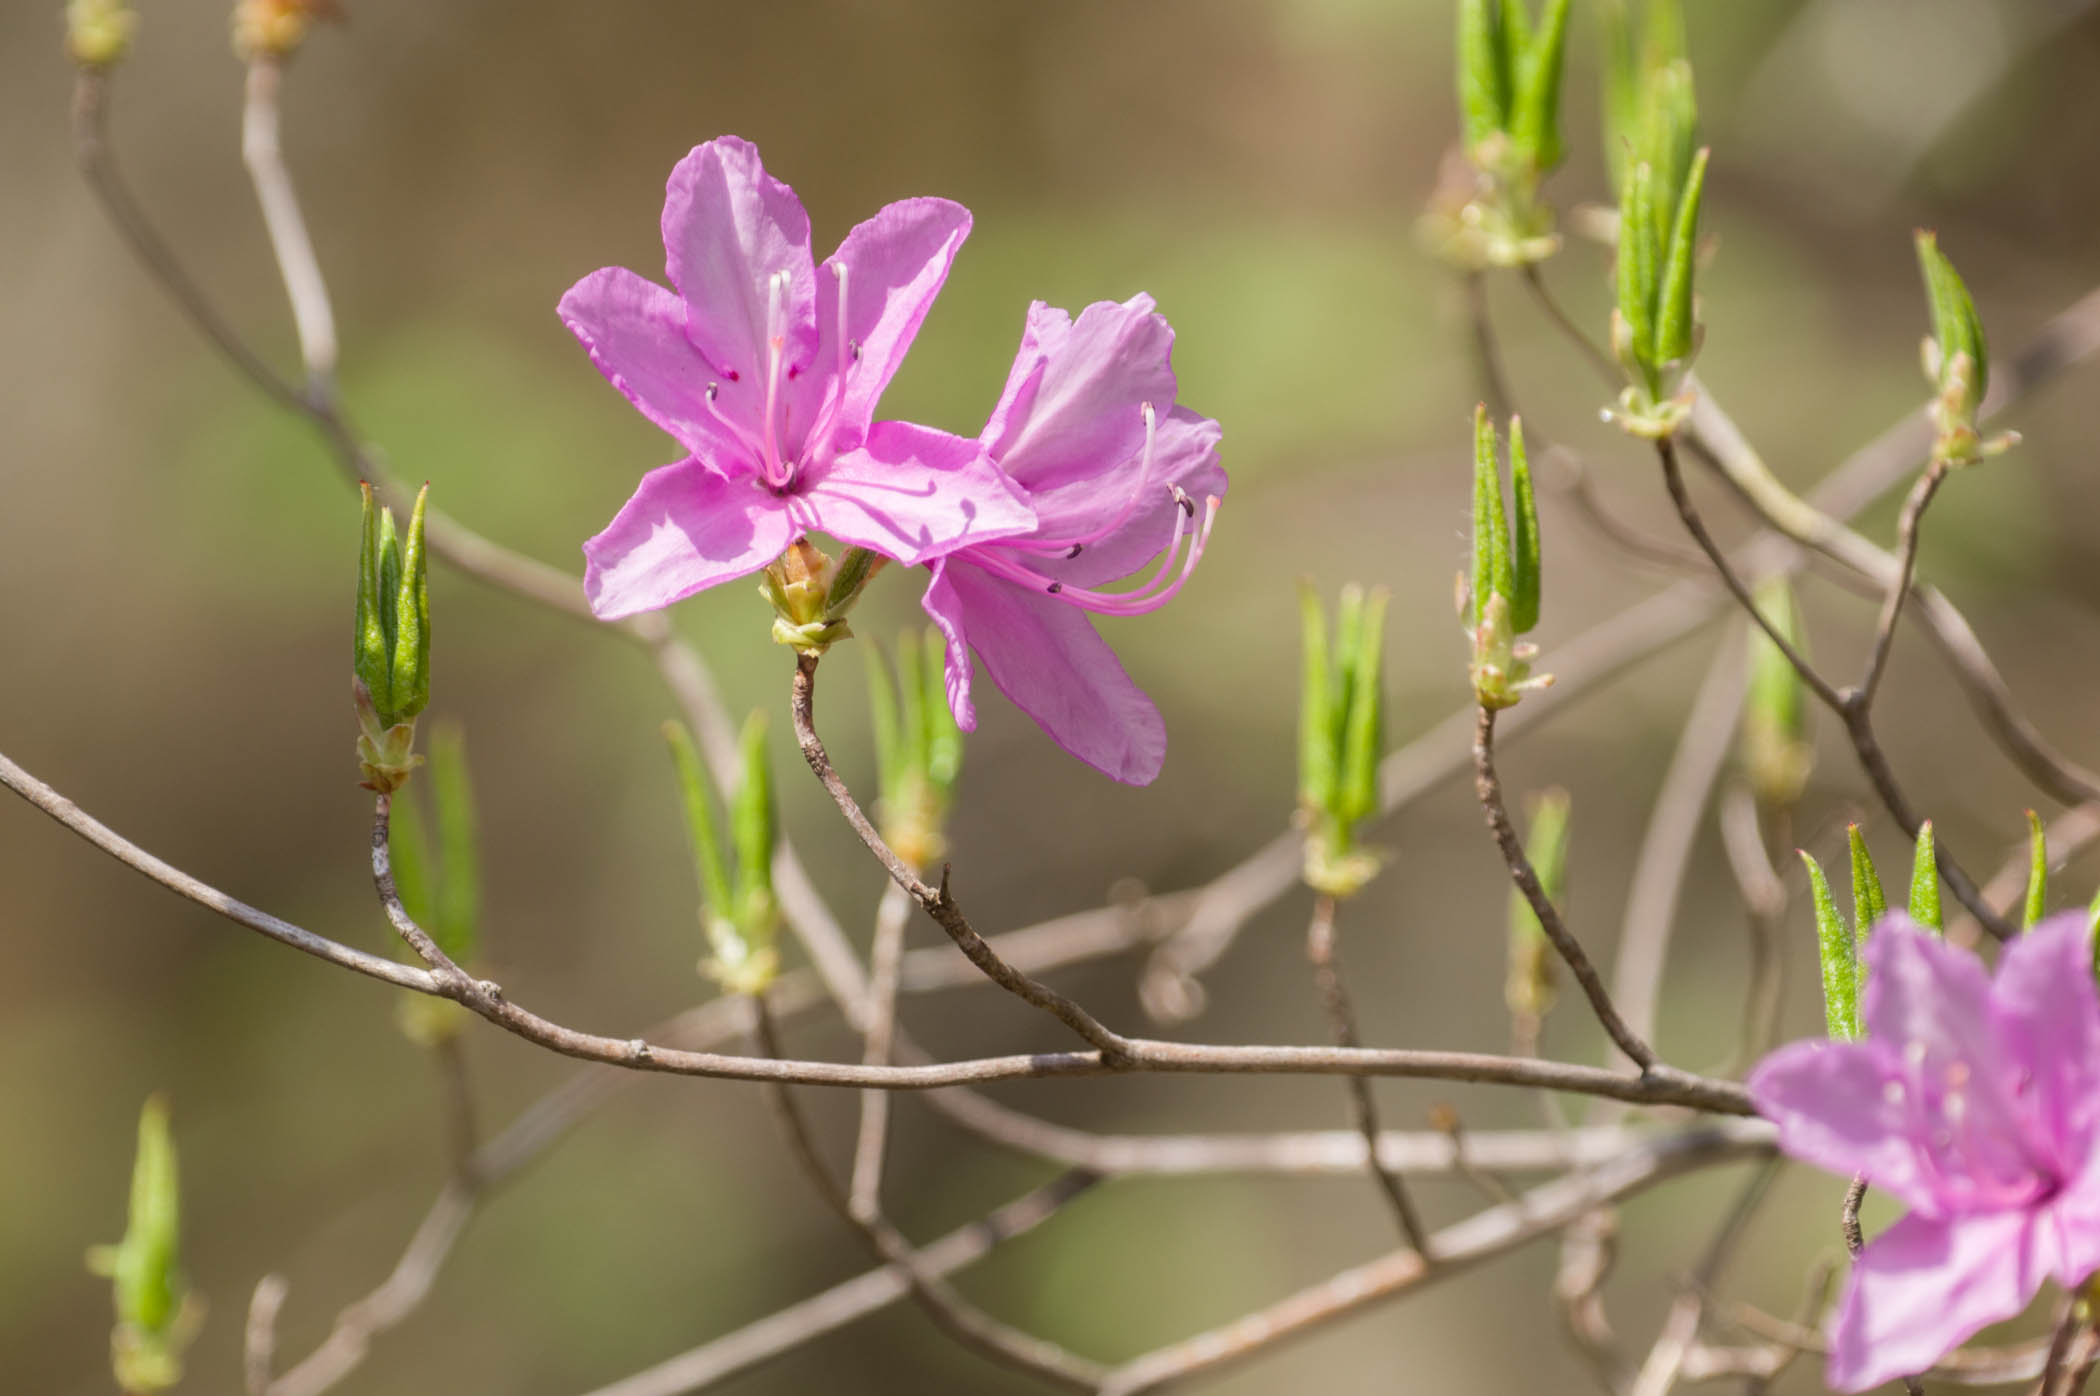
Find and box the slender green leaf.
[1471,405,1513,622]
[923,629,963,793]
[663,720,732,923]
[390,484,430,723]
[386,785,435,931]
[1511,0,1572,172]
[731,713,776,910]
[1849,825,1887,941]
[429,724,478,964]
[1507,416,1541,634]
[1654,146,1708,367]
[354,483,389,702]
[1457,0,1513,154]
[1803,851,1859,1040]
[2025,809,2048,931]
[1297,581,1336,812]
[1337,587,1388,825]
[1616,160,1659,377]
[1907,820,1941,932]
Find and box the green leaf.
[1298,582,1336,813]
[1803,851,1859,1040]
[429,724,479,964]
[1457,0,1514,155]
[2087,881,2099,937]
[1653,145,1708,367]
[922,629,963,794]
[1600,0,1639,195]
[864,640,901,807]
[386,783,435,931]
[1507,415,1541,635]
[731,712,776,914]
[93,1096,183,1337]
[1470,405,1513,623]
[1517,787,1571,931]
[1510,0,1572,173]
[1337,587,1388,825]
[1746,578,1806,745]
[2025,809,2048,931]
[1616,160,1659,380]
[1916,230,1988,407]
[354,483,391,711]
[1849,825,1887,942]
[663,720,733,924]
[389,484,431,724]
[1907,819,1941,932]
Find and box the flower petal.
[1991,913,2100,1157]
[924,558,1166,784]
[980,300,1071,452]
[799,422,1034,567]
[984,295,1179,495]
[801,198,972,450]
[1031,406,1227,589]
[1862,918,2040,1194]
[661,137,817,385]
[582,458,793,620]
[1748,1039,1940,1214]
[921,558,977,733]
[1828,1210,2048,1392]
[558,267,756,476]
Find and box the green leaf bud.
[1907,820,1941,932]
[1803,851,1859,1041]
[1848,824,1887,944]
[1510,0,1573,174]
[1457,0,1514,158]
[353,483,432,791]
[1742,578,1813,809]
[1336,587,1389,827]
[2025,809,2048,932]
[88,1096,199,1393]
[1507,416,1542,635]
[663,720,733,927]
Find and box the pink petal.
[1748,1040,1940,1215]
[1991,913,2100,1154]
[980,300,1072,451]
[921,558,978,733]
[1031,406,1227,589]
[800,198,972,450]
[582,458,794,620]
[984,295,1179,495]
[660,137,817,387]
[798,422,1034,567]
[558,267,755,476]
[923,558,1166,785]
[1828,1210,2048,1392]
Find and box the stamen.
[1008,403,1161,557]
[970,492,1222,618]
[761,268,792,488]
[702,380,768,464]
[805,262,856,475]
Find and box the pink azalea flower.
[560,137,1035,620]
[920,295,1225,785]
[1749,913,2100,1391]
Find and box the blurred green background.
[6,1,2100,1391]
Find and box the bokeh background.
[6,1,2100,1391]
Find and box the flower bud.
[867,630,964,871]
[231,0,338,61]
[87,1097,201,1393]
[353,483,431,792]
[665,715,779,995]
[760,540,884,655]
[1741,578,1813,809]
[1604,50,1707,437]
[1432,0,1570,269]
[1466,408,1552,709]
[1299,582,1389,898]
[66,0,137,69]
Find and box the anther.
[1065,544,1084,559]
[1171,484,1197,518]
[1047,582,1064,595]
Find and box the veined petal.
[1029,406,1226,589]
[801,198,972,451]
[1991,913,2100,1159]
[921,558,977,733]
[985,295,1178,494]
[980,300,1071,451]
[929,558,1166,785]
[1828,1211,2048,1393]
[661,137,817,385]
[799,422,1034,567]
[558,267,756,477]
[1748,1040,1941,1215]
[582,458,794,620]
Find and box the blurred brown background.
[5,1,2100,1391]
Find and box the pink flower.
[919,295,1225,784]
[1749,914,2100,1391]
[560,137,1035,620]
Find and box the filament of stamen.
[969,492,1220,617]
[703,381,768,464]
[761,268,791,488]
[807,262,854,473]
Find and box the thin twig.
[748,997,1106,1391]
[241,58,337,389]
[789,653,1132,1059]
[244,1274,288,1396]
[1091,1120,1774,1395]
[1305,893,1435,1255]
[1717,784,1790,1066]
[1521,264,1624,391]
[848,879,914,1221]
[1474,707,1658,1070]
[1857,458,1950,709]
[431,1033,479,1183]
